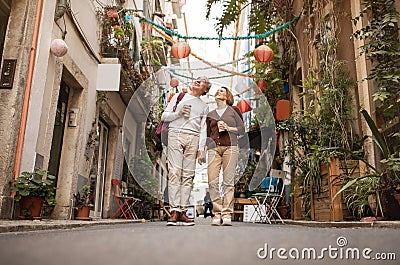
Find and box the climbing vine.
[353,0,400,120]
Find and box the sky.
[174,1,254,100]
[180,1,234,63]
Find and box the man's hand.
[197,150,206,165]
[179,105,191,117]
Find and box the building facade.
[0,0,182,219]
[289,0,400,167]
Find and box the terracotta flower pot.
[278,205,290,219]
[75,206,91,221]
[19,196,44,219]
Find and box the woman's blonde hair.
[221,86,234,106]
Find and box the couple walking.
[161,76,245,226]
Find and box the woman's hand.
[217,121,228,131]
[218,121,238,133]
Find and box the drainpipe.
[54,0,67,21]
[142,0,147,36]
[143,0,147,18]
[12,0,44,181]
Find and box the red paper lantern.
[257,80,266,91]
[236,99,252,113]
[171,41,191,59]
[254,45,274,63]
[275,99,291,121]
[170,79,179,87]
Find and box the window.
[0,0,11,67]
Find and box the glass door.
[48,81,69,186]
[90,120,109,218]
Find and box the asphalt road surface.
[0,218,399,265]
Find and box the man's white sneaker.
[211,218,221,226]
[222,218,232,226]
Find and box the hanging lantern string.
[174,56,248,71]
[190,50,253,77]
[138,16,299,41]
[167,68,251,80]
[143,18,254,78]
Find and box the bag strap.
[172,92,185,112]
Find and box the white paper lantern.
[50,39,68,57]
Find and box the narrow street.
[0,2,399,265]
[0,219,399,265]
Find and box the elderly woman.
[206,86,245,226]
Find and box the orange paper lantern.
[254,45,274,63]
[170,78,179,87]
[171,41,191,59]
[236,99,252,113]
[275,99,291,121]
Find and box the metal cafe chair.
[111,179,141,219]
[249,169,285,224]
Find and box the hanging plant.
[99,6,134,56]
[141,37,168,67]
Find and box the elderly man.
[161,76,211,226]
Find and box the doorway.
[90,120,109,218]
[48,81,69,186]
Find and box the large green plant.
[10,170,56,206]
[353,0,400,119]
[343,176,379,219]
[206,0,250,38]
[206,0,289,37]
[277,61,357,218]
[278,62,356,182]
[206,0,295,109]
[360,109,400,184]
[333,109,400,218]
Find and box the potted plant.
[278,203,290,219]
[333,110,400,220]
[236,160,256,198]
[10,170,56,219]
[73,185,93,220]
